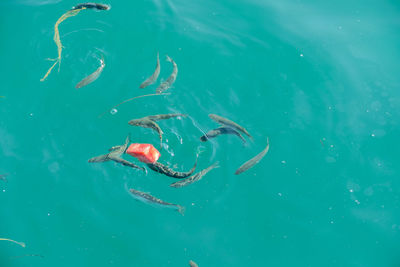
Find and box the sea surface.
[1,0,400,266]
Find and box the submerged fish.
[140,53,160,88]
[235,138,269,175]
[200,126,246,143]
[147,157,197,179]
[75,57,105,89]
[72,3,111,10]
[208,114,252,139]
[128,113,187,148]
[0,174,8,182]
[129,188,185,215]
[170,161,219,188]
[88,135,145,171]
[189,260,199,267]
[156,55,178,94]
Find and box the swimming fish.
[75,57,105,89]
[128,113,187,148]
[170,161,219,188]
[147,157,197,178]
[0,238,25,248]
[88,135,145,171]
[189,260,199,267]
[72,3,111,10]
[0,174,8,182]
[200,126,246,143]
[156,55,178,94]
[40,4,109,82]
[140,53,160,88]
[235,138,269,175]
[129,188,185,215]
[208,114,252,139]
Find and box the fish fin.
[177,205,185,216]
[166,55,172,62]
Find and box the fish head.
[128,119,142,126]
[199,136,208,142]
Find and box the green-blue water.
[1,0,400,266]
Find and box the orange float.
[126,143,160,164]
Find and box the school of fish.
[0,2,271,265]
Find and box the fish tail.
[177,205,185,215]
[212,161,220,169]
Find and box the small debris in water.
[371,133,375,137]
[300,53,304,57]
[110,108,118,115]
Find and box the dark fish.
[200,126,246,143]
[75,57,105,89]
[128,114,186,148]
[0,174,8,182]
[235,138,269,175]
[189,260,199,267]
[129,188,185,215]
[147,157,197,179]
[209,114,252,139]
[140,53,160,88]
[88,135,145,171]
[156,55,178,94]
[72,3,111,10]
[170,161,219,188]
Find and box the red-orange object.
[126,143,160,164]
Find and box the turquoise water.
[1,0,400,266]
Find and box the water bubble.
[110,108,118,115]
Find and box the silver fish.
[129,188,185,215]
[140,53,160,88]
[200,126,246,143]
[170,161,219,188]
[128,113,187,148]
[156,55,177,94]
[75,57,105,89]
[189,260,199,267]
[88,135,145,171]
[209,114,252,139]
[235,138,269,175]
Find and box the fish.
[128,113,187,148]
[72,3,111,10]
[189,260,199,267]
[156,55,178,94]
[75,57,105,89]
[140,53,160,88]
[200,126,246,143]
[208,114,252,139]
[235,138,269,175]
[88,135,145,171]
[0,238,25,248]
[129,188,185,215]
[170,161,219,188]
[147,157,197,179]
[0,174,8,182]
